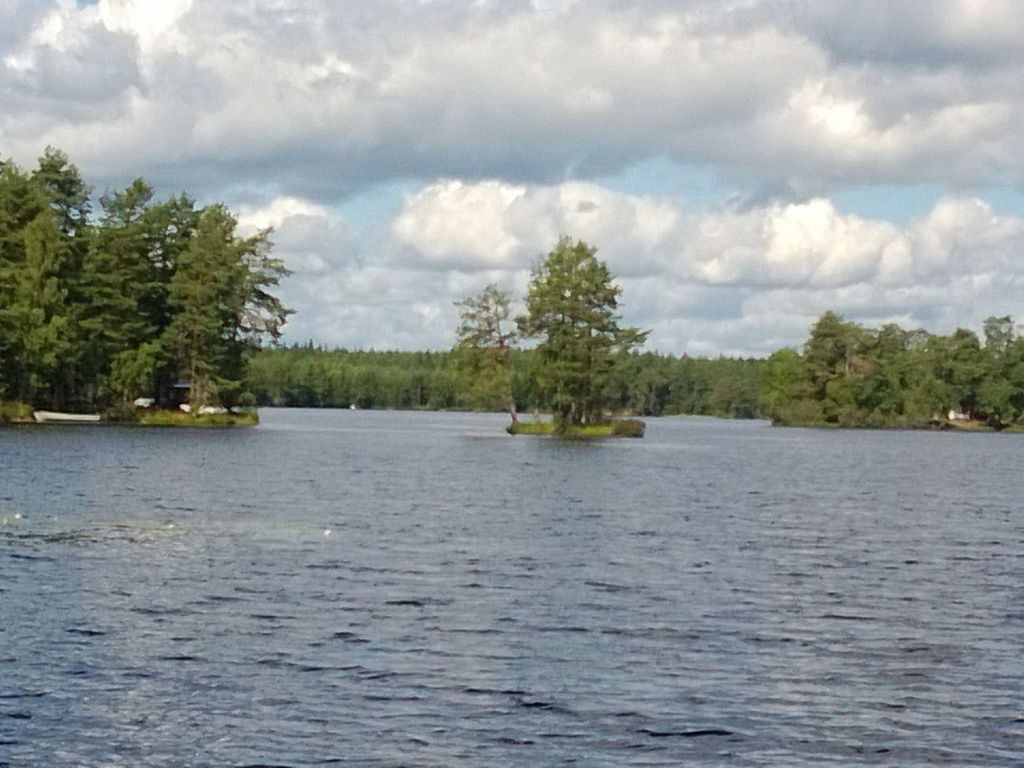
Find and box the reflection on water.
[2,409,1023,766]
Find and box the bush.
[771,399,826,426]
[507,418,645,438]
[507,420,554,435]
[138,409,259,427]
[0,401,33,424]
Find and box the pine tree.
[164,205,291,409]
[519,237,647,427]
[0,212,73,405]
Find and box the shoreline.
[0,403,258,428]
[7,402,1024,434]
[507,419,646,439]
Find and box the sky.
[4,0,1024,356]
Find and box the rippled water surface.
[2,409,1022,766]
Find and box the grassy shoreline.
[136,410,259,427]
[0,401,34,424]
[507,419,646,439]
[0,401,258,428]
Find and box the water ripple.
[2,410,1022,766]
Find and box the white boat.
[33,410,101,424]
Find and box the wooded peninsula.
[0,148,289,425]
[3,148,1023,432]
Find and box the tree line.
[247,345,762,418]
[0,148,290,413]
[250,238,760,422]
[253,306,1024,432]
[761,312,1024,429]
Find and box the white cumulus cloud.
[382,179,1024,354]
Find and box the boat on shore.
[33,410,101,424]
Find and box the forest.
[247,346,762,418]
[251,308,1024,432]
[0,148,290,418]
[760,312,1024,430]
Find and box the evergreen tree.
[519,237,647,426]
[164,204,290,409]
[0,212,73,405]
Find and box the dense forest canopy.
[0,148,290,412]
[247,346,762,419]
[760,312,1024,429]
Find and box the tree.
[983,315,1015,353]
[978,316,1022,428]
[0,148,292,413]
[0,162,32,397]
[759,348,820,424]
[935,328,985,416]
[32,147,90,241]
[163,204,291,409]
[0,212,73,405]
[454,284,520,424]
[519,237,647,427]
[78,180,163,397]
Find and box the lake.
[1,409,1022,766]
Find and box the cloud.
[257,180,1024,356]
[387,181,1024,358]
[6,0,1024,197]
[775,0,1024,69]
[393,179,677,275]
[2,1,140,123]
[688,200,901,288]
[237,196,347,275]
[6,1,1024,355]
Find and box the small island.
[453,237,648,438]
[507,419,645,438]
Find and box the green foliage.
[507,418,645,438]
[165,205,241,407]
[519,237,647,426]
[762,312,1024,430]
[0,149,290,412]
[105,341,162,403]
[0,211,73,405]
[506,420,555,435]
[247,345,764,418]
[0,400,33,424]
[610,418,646,437]
[138,409,258,427]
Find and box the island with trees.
[455,237,648,437]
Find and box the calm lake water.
[1,409,1022,766]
